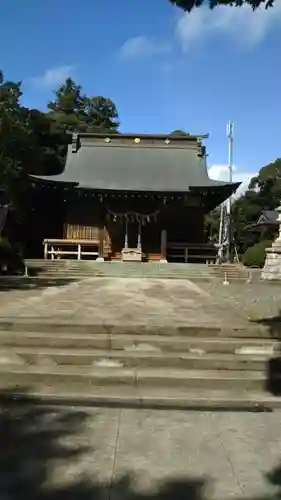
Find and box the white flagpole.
[226,121,234,261]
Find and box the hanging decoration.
[105,205,163,225]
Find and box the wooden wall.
[64,223,99,241]
[64,198,112,255]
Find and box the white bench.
[43,239,100,260]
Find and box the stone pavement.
[194,280,281,324]
[1,277,281,500]
[0,277,250,326]
[2,403,281,500]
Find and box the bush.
[242,240,273,268]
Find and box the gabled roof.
[32,132,240,195]
[258,210,278,224]
[246,210,278,231]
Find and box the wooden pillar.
[124,217,128,248]
[44,241,48,260]
[137,220,141,250]
[160,229,167,263]
[97,227,104,261]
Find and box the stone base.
[159,259,168,264]
[96,256,104,262]
[261,241,281,280]
[121,247,142,262]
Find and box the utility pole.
[226,121,234,262]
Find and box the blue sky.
[1,0,281,193]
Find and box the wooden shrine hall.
[31,132,240,263]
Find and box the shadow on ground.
[252,311,281,397]
[0,277,77,292]
[0,387,281,500]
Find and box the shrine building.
[31,132,240,263]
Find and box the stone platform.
[0,277,249,326]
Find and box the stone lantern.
[261,205,281,280]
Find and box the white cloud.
[208,164,256,198]
[118,36,171,61]
[30,65,75,88]
[176,0,281,50]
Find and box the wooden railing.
[168,243,217,264]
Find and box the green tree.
[82,96,119,132]
[47,77,85,132]
[169,0,272,11]
[0,71,29,203]
[0,70,68,257]
[207,158,281,256]
[249,158,281,209]
[170,129,190,136]
[48,78,119,133]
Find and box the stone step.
[0,323,272,338]
[35,271,243,278]
[23,261,251,283]
[30,272,210,279]
[0,365,272,391]
[27,268,244,277]
[24,260,216,277]
[7,386,281,411]
[208,265,249,279]
[0,347,274,371]
[0,332,277,353]
[28,270,214,278]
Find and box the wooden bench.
[43,239,100,260]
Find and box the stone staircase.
[0,320,280,410]
[24,259,249,282]
[208,263,250,281]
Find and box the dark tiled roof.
[246,210,278,231]
[32,133,240,194]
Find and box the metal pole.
[218,203,224,247]
[226,121,234,262]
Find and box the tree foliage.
[242,239,272,267]
[0,71,120,199]
[170,129,190,136]
[169,0,273,11]
[208,158,281,257]
[47,77,119,133]
[0,70,120,263]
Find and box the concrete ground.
[1,277,281,499]
[0,277,250,326]
[195,280,281,323]
[1,403,281,500]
